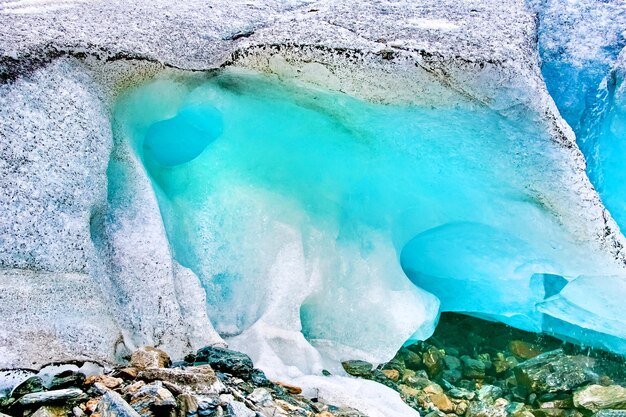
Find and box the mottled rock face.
[130,348,171,370]
[514,350,596,395]
[573,385,626,412]
[193,347,254,379]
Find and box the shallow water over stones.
[342,313,626,416]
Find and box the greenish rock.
[444,355,462,370]
[448,387,475,400]
[595,411,626,417]
[341,360,373,377]
[478,385,504,403]
[573,385,626,412]
[442,368,462,383]
[399,347,422,371]
[17,388,87,406]
[467,401,507,417]
[462,356,486,379]
[48,371,85,390]
[514,350,596,394]
[31,405,69,417]
[11,376,44,398]
[195,347,254,378]
[423,347,445,377]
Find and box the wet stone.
[100,390,142,417]
[48,371,85,391]
[514,350,596,395]
[341,360,373,377]
[423,347,445,377]
[194,347,253,378]
[18,389,87,406]
[129,382,176,417]
[131,347,171,370]
[11,376,44,398]
[462,356,486,379]
[573,385,626,412]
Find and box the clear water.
[112,69,625,362]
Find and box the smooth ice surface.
[113,69,626,368]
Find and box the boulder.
[100,390,142,417]
[423,347,445,377]
[462,356,486,379]
[573,385,626,412]
[138,366,224,395]
[341,360,373,377]
[478,385,504,403]
[31,406,69,417]
[514,350,596,394]
[48,371,86,390]
[131,347,171,370]
[85,375,123,389]
[129,382,176,417]
[195,347,253,377]
[11,376,44,398]
[595,411,626,417]
[226,400,255,417]
[176,393,198,417]
[423,383,454,412]
[467,401,507,417]
[399,348,422,371]
[18,389,87,406]
[381,369,400,382]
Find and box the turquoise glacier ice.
[111,69,626,366]
[533,0,626,228]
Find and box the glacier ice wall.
[532,0,626,228]
[1,0,626,392]
[112,68,626,371]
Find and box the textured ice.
[533,0,626,228]
[111,69,626,368]
[2,5,626,410]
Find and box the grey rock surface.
[100,390,142,417]
[17,388,87,406]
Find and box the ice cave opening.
[110,68,626,373]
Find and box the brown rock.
[398,384,420,398]
[113,368,139,380]
[509,341,543,359]
[138,366,224,394]
[176,394,197,417]
[85,375,123,389]
[573,385,626,412]
[423,383,454,412]
[121,381,146,396]
[316,413,335,417]
[382,369,400,382]
[455,402,469,416]
[422,347,445,377]
[86,398,100,413]
[131,347,171,370]
[274,381,302,395]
